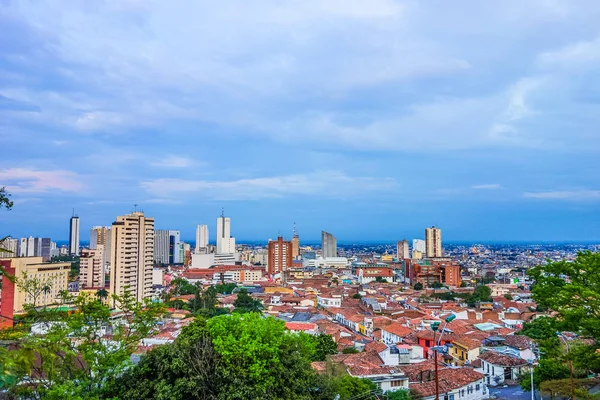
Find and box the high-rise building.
[40,238,52,261]
[267,236,292,276]
[19,237,35,257]
[195,224,209,253]
[69,213,80,256]
[0,257,70,328]
[291,223,300,259]
[321,231,337,258]
[109,212,154,305]
[425,226,442,258]
[0,238,18,258]
[154,230,181,264]
[216,213,235,254]
[396,240,409,260]
[80,245,106,289]
[90,226,110,249]
[412,239,426,256]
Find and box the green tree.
[342,347,360,354]
[413,282,423,291]
[170,277,197,296]
[431,281,444,289]
[333,375,376,400]
[459,281,468,288]
[352,293,362,299]
[528,251,600,338]
[310,333,338,361]
[504,294,513,300]
[386,389,412,400]
[1,278,165,399]
[0,186,13,210]
[215,282,237,294]
[233,288,263,313]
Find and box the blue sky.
[1,0,599,243]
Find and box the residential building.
[109,212,154,305]
[425,226,442,258]
[397,240,409,260]
[154,230,181,264]
[291,234,300,259]
[450,337,482,366]
[408,366,487,400]
[321,231,337,258]
[267,236,292,276]
[0,238,18,258]
[412,239,426,255]
[195,224,209,253]
[0,257,70,328]
[80,246,106,289]
[69,214,80,256]
[19,237,35,257]
[479,351,529,386]
[216,214,235,254]
[90,226,112,271]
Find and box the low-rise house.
[479,351,529,386]
[450,336,482,366]
[409,367,488,400]
[285,322,318,335]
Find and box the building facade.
[154,230,181,264]
[69,215,80,256]
[195,224,209,253]
[321,231,337,258]
[216,216,235,254]
[0,238,18,258]
[80,245,106,289]
[425,226,442,258]
[267,236,292,275]
[109,212,154,305]
[397,240,409,260]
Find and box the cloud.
[0,168,84,193]
[538,35,600,69]
[140,170,397,200]
[150,156,196,168]
[472,184,501,190]
[524,190,600,200]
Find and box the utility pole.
[558,334,575,400]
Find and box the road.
[489,386,540,400]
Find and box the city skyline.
[1,1,600,241]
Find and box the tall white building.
[412,239,426,255]
[216,215,235,255]
[19,237,35,257]
[0,238,18,258]
[109,212,154,305]
[396,240,409,260]
[425,226,443,258]
[154,230,181,264]
[321,231,337,258]
[195,224,209,253]
[69,214,80,256]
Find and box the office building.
[321,231,337,258]
[80,245,106,289]
[0,257,70,328]
[216,214,235,254]
[19,237,35,257]
[90,226,111,249]
[396,240,409,260]
[195,224,209,253]
[154,230,181,264]
[0,238,18,258]
[267,236,292,276]
[109,212,154,305]
[69,214,80,256]
[425,226,442,258]
[412,239,426,256]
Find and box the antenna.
[293,222,298,237]
[134,204,138,212]
[221,207,224,218]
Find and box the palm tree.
[96,288,109,301]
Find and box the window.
[426,340,431,347]
[461,389,465,397]
[449,395,455,400]
[492,366,495,375]
[487,363,489,373]
[391,380,404,387]
[467,386,473,394]
[476,384,480,391]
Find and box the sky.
[1,0,600,243]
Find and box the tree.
[386,389,412,400]
[342,347,360,354]
[332,277,339,286]
[310,333,338,361]
[233,288,263,313]
[528,251,600,338]
[504,294,513,300]
[467,285,492,306]
[0,186,13,210]
[332,375,376,400]
[431,282,444,289]
[375,277,386,283]
[95,288,109,302]
[459,281,468,288]
[413,282,423,291]
[215,282,237,294]
[1,277,165,399]
[170,277,197,296]
[352,293,362,299]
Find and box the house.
[381,323,414,345]
[450,336,482,366]
[479,351,530,386]
[403,362,488,400]
[316,295,342,308]
[482,335,536,361]
[285,322,318,335]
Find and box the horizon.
[1,1,599,241]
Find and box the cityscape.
[2,1,600,399]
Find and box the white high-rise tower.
[69,212,80,256]
[195,224,209,253]
[216,210,235,255]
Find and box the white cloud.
[538,36,600,69]
[472,184,501,190]
[150,156,196,168]
[0,168,84,193]
[140,170,397,200]
[524,190,600,200]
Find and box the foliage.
[528,251,600,339]
[309,333,338,361]
[459,281,468,287]
[0,186,13,210]
[170,277,197,296]
[215,282,237,294]
[430,282,444,288]
[413,282,423,291]
[386,389,412,400]
[233,288,263,313]
[332,374,376,400]
[342,347,360,354]
[504,294,513,300]
[540,378,599,400]
[375,277,386,283]
[520,358,570,391]
[352,293,362,299]
[1,278,165,399]
[467,285,492,306]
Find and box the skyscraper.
[0,238,18,258]
[195,224,209,253]
[425,226,442,258]
[109,212,154,305]
[396,240,409,260]
[69,213,80,256]
[412,239,426,254]
[80,245,106,289]
[291,223,300,259]
[154,230,181,264]
[216,213,235,255]
[321,231,337,258]
[267,236,292,276]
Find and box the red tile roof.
[410,368,485,397]
[479,351,529,367]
